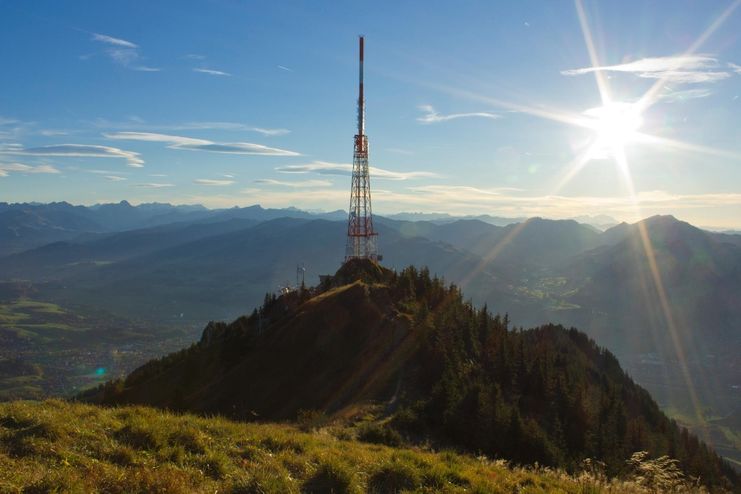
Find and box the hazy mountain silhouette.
[0,202,345,256]
[561,215,741,354]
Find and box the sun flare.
[584,102,643,153]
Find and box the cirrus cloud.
[193,68,231,77]
[92,33,137,48]
[104,131,300,157]
[194,178,235,186]
[0,162,61,177]
[254,178,333,188]
[135,182,174,189]
[275,161,438,180]
[561,55,731,84]
[90,32,160,72]
[0,144,144,167]
[417,104,500,124]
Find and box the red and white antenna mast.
[345,36,380,262]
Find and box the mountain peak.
[639,215,704,239]
[642,214,680,225]
[332,258,392,286]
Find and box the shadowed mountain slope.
[561,215,741,354]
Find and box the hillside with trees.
[89,260,739,491]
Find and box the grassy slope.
[0,400,714,494]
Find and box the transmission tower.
[345,36,380,262]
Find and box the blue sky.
[1,0,740,227]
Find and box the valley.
[0,283,196,399]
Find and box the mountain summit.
[88,260,737,488]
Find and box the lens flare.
[584,102,643,154]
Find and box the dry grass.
[0,400,716,493]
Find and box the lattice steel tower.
[345,36,380,262]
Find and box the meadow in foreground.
[0,399,713,493]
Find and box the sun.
[583,102,643,155]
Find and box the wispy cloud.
[0,162,60,177]
[1,144,143,167]
[90,119,290,136]
[160,122,289,136]
[0,117,27,141]
[104,175,127,182]
[277,65,293,72]
[417,104,500,124]
[132,65,161,72]
[90,32,160,72]
[39,130,70,137]
[104,132,202,146]
[135,183,174,189]
[277,162,351,175]
[661,87,714,102]
[254,178,333,188]
[91,33,137,48]
[194,178,235,186]
[193,68,231,77]
[31,164,60,174]
[87,169,128,175]
[275,160,438,180]
[168,122,289,136]
[104,131,300,156]
[729,62,741,74]
[250,127,290,136]
[561,55,731,84]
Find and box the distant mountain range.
[1,201,740,466]
[0,201,622,258]
[0,201,346,257]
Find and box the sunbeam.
[613,142,711,439]
[634,133,741,161]
[575,0,612,107]
[636,0,741,113]
[459,220,532,289]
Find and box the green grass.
[9,300,66,315]
[15,322,86,332]
[0,307,29,324]
[0,400,711,493]
[664,407,741,468]
[0,299,90,339]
